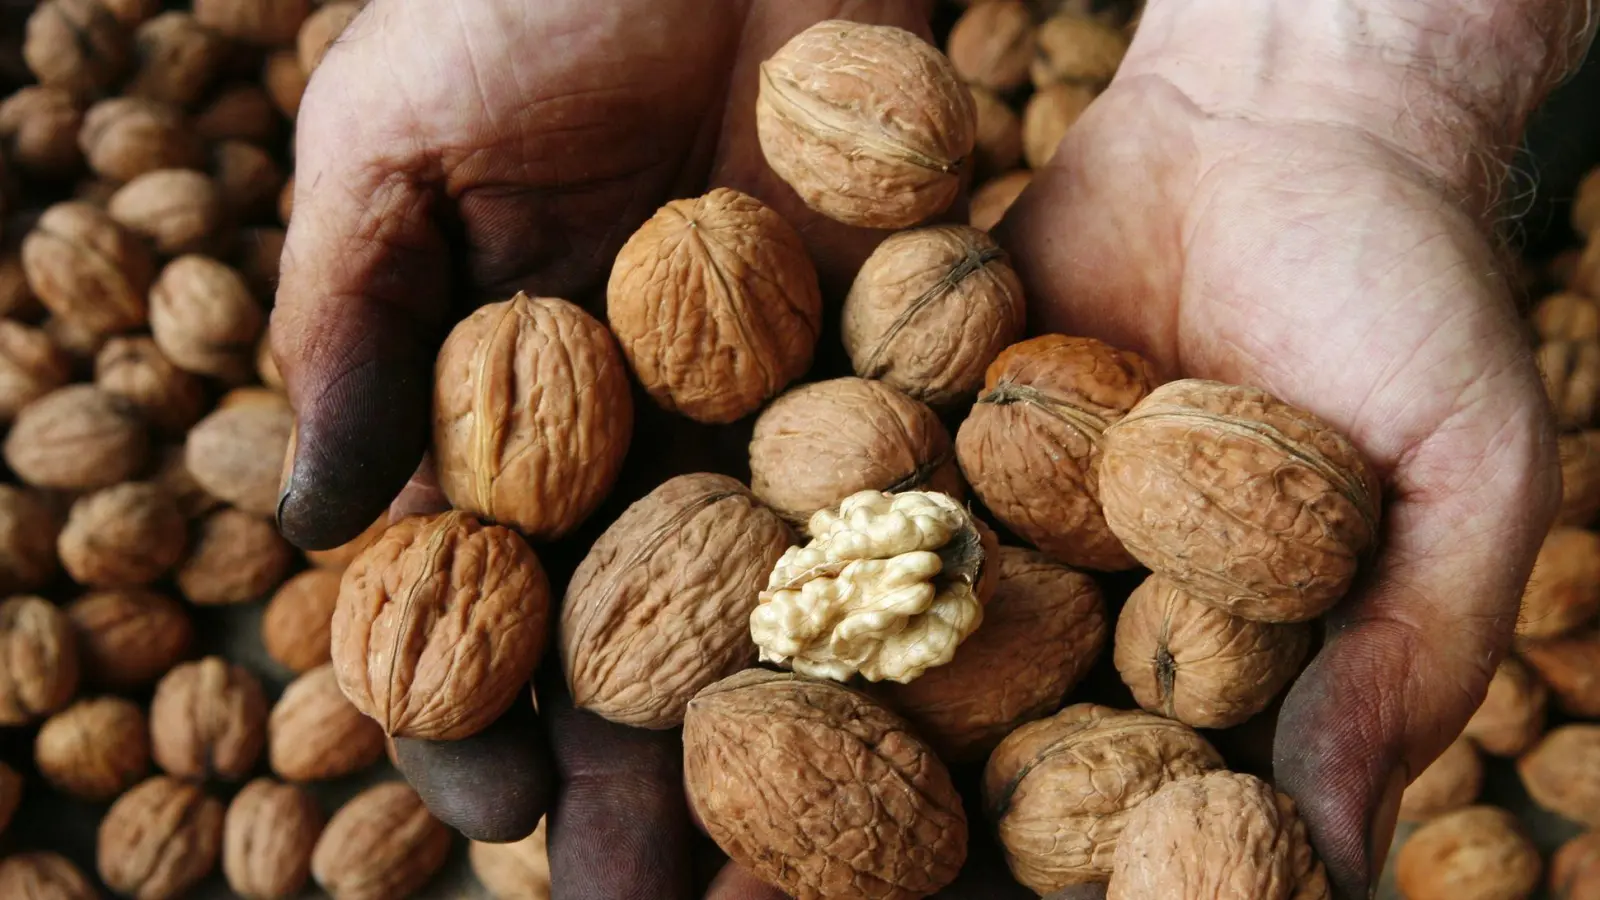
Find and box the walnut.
[957,334,1155,570]
[1031,13,1127,88]
[305,513,386,569]
[562,473,792,728]
[5,385,148,490]
[683,669,968,900]
[128,12,223,107]
[66,588,192,689]
[262,569,341,673]
[756,20,976,229]
[876,545,1104,761]
[948,0,1035,92]
[58,482,186,588]
[1395,806,1542,900]
[107,169,224,257]
[149,254,263,380]
[150,443,221,519]
[970,85,1023,177]
[606,189,821,424]
[298,1,359,72]
[0,86,85,176]
[1519,725,1600,828]
[41,314,109,360]
[97,775,224,900]
[0,319,71,422]
[1541,339,1600,430]
[470,818,550,900]
[195,84,281,146]
[0,852,97,900]
[970,170,1031,231]
[34,695,149,801]
[331,511,551,740]
[149,656,267,781]
[79,97,203,184]
[1558,431,1600,526]
[237,228,286,308]
[194,0,310,45]
[269,664,386,782]
[0,762,19,837]
[211,139,285,220]
[1022,82,1095,169]
[1535,292,1600,342]
[1100,379,1381,622]
[23,0,133,100]
[0,595,79,725]
[21,201,154,334]
[1551,832,1600,900]
[262,51,308,120]
[177,507,294,605]
[1522,630,1600,718]
[982,703,1225,890]
[223,778,324,900]
[0,485,60,595]
[1518,527,1600,641]
[311,781,451,900]
[433,293,632,540]
[1108,771,1329,900]
[94,335,206,434]
[1463,656,1548,757]
[1398,738,1485,823]
[184,395,294,517]
[749,377,962,525]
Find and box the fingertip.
[392,698,553,843]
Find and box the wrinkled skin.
[272,1,1564,898]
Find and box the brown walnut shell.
[970,85,1023,177]
[1397,738,1484,823]
[0,320,70,423]
[0,852,97,900]
[0,485,60,594]
[683,669,968,900]
[177,507,294,605]
[5,385,148,491]
[67,588,192,690]
[1541,339,1600,430]
[1022,82,1095,169]
[1463,656,1548,757]
[311,781,451,900]
[469,818,550,900]
[969,170,1031,232]
[757,20,976,230]
[211,140,285,220]
[21,202,154,335]
[1535,292,1600,342]
[1559,431,1600,526]
[23,0,133,100]
[184,395,294,517]
[97,775,224,900]
[948,0,1034,92]
[79,97,204,184]
[0,87,84,177]
[262,51,307,120]
[0,252,39,321]
[108,169,224,257]
[149,656,267,781]
[95,335,206,434]
[1521,630,1600,718]
[223,778,324,900]
[262,568,342,673]
[1518,724,1600,828]
[1030,13,1128,88]
[1395,806,1542,900]
[194,0,310,45]
[196,85,281,146]
[1577,168,1600,236]
[0,595,80,725]
[34,695,149,801]
[150,442,221,520]
[269,664,386,782]
[41,315,108,360]
[128,12,223,107]
[1518,527,1600,642]
[58,481,186,588]
[1551,832,1600,900]
[150,254,264,380]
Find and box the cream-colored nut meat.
[751,489,996,683]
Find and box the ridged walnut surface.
[20,202,153,335]
[148,656,266,781]
[1552,832,1600,899]
[1394,806,1542,900]
[1099,379,1381,622]
[34,696,149,802]
[268,664,386,782]
[183,396,293,517]
[5,384,149,492]
[683,669,967,900]
[97,775,224,900]
[0,595,79,725]
[0,852,97,900]
[1518,725,1600,828]
[1397,739,1484,822]
[310,782,451,900]
[222,778,322,900]
[0,485,59,594]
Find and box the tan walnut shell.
[0,595,80,725]
[1021,82,1096,169]
[1517,527,1600,642]
[127,11,223,107]
[683,669,968,900]
[469,818,549,900]
[842,224,1025,408]
[34,695,149,802]
[5,384,149,491]
[97,775,224,900]
[1534,291,1600,342]
[177,507,294,606]
[194,0,310,45]
[331,511,551,741]
[0,320,71,422]
[1395,806,1542,900]
[1558,430,1600,526]
[1518,724,1600,828]
[149,656,267,781]
[1099,379,1382,623]
[0,485,60,594]
[269,663,386,782]
[184,395,294,517]
[1541,339,1600,430]
[212,140,285,221]
[947,0,1034,92]
[0,86,85,177]
[23,0,133,100]
[1030,13,1128,88]
[311,781,451,900]
[151,254,264,380]
[21,201,154,335]
[80,97,204,184]
[982,703,1225,890]
[969,85,1022,177]
[67,588,192,689]
[433,292,632,541]
[749,376,962,526]
[95,335,206,434]
[875,545,1106,762]
[0,852,98,900]
[196,84,280,146]
[756,20,977,230]
[223,778,324,900]
[262,568,342,674]
[606,188,822,423]
[263,50,307,119]
[957,334,1156,571]
[1462,656,1548,757]
[1522,629,1600,717]
[58,481,186,588]
[1551,832,1600,899]
[108,169,224,257]
[1397,738,1485,823]
[562,473,793,728]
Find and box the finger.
[704,863,789,900]
[392,697,553,843]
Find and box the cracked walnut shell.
[1398,738,1484,823]
[757,20,976,229]
[149,656,267,781]
[67,589,192,690]
[433,293,632,541]
[1463,656,1548,757]
[1396,806,1542,900]
[128,12,223,107]
[34,696,149,802]
[1518,527,1600,642]
[223,778,323,900]
[269,664,385,782]
[1519,725,1600,828]
[311,781,451,900]
[683,669,967,900]
[5,385,149,492]
[0,852,97,900]
[0,595,79,726]
[1522,629,1600,717]
[1100,379,1381,623]
[21,202,154,335]
[751,489,996,683]
[98,775,224,900]
[58,482,186,588]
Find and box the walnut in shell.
[128,12,223,107]
[212,140,285,220]
[195,85,281,146]
[1021,81,1096,169]
[1519,724,1600,828]
[982,703,1225,890]
[683,669,968,900]
[177,507,294,606]
[79,97,204,183]
[331,511,551,740]
[969,170,1031,232]
[263,569,342,673]
[150,254,264,380]
[149,656,267,781]
[0,485,60,595]
[66,588,192,689]
[1534,292,1600,342]
[0,86,84,177]
[0,252,39,320]
[1099,379,1382,622]
[311,781,451,900]
[469,818,550,900]
[21,201,154,335]
[107,169,224,257]
[41,314,109,360]
[298,1,360,72]
[150,442,221,519]
[194,0,310,45]
[433,293,632,540]
[0,852,97,900]
[1398,738,1485,823]
[1551,832,1600,900]
[95,335,206,434]
[1518,527,1600,642]
[98,775,224,900]
[1395,806,1542,900]
[0,595,80,725]
[1031,12,1128,87]
[0,319,71,422]
[1559,431,1600,526]
[5,385,148,491]
[263,51,308,119]
[58,481,186,588]
[23,0,133,100]
[184,395,294,517]
[1541,339,1600,430]
[757,20,976,229]
[1522,629,1600,717]
[1463,656,1548,757]
[34,695,149,801]
[1576,168,1600,236]
[269,664,385,782]
[223,778,324,900]
[970,85,1023,177]
[948,0,1034,92]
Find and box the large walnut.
[947,0,1034,92]
[1030,12,1128,88]
[58,481,186,587]
[0,595,80,725]
[194,0,311,45]
[0,87,84,177]
[223,778,323,900]
[21,202,154,335]
[262,568,342,673]
[1395,806,1542,900]
[98,775,224,900]
[1099,379,1381,623]
[0,485,59,595]
[150,254,264,380]
[107,169,224,257]
[5,385,148,491]
[1521,629,1600,717]
[66,588,192,689]
[1463,656,1548,757]
[127,12,223,107]
[0,320,70,423]
[1518,527,1600,642]
[683,669,967,900]
[79,97,204,183]
[23,0,133,100]
[1551,832,1600,900]
[269,664,385,782]
[311,782,451,900]
[331,511,551,740]
[1398,738,1485,823]
[433,293,632,541]
[177,507,294,606]
[95,335,207,434]
[1518,725,1600,828]
[184,395,294,517]
[149,656,267,781]
[34,696,149,801]
[982,703,1224,890]
[606,189,821,424]
[0,852,97,900]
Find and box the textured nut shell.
[1518,527,1600,641]
[1541,339,1600,429]
[58,482,186,587]
[0,87,84,176]
[1522,630,1600,717]
[196,85,280,146]
[67,589,192,689]
[683,669,967,900]
[150,255,264,379]
[1463,656,1549,757]
[1109,771,1329,900]
[194,0,310,44]
[79,98,203,183]
[149,656,267,781]
[756,21,976,229]
[177,507,294,605]
[21,202,153,335]
[35,695,149,801]
[270,664,385,782]
[1114,573,1310,729]
[97,775,224,900]
[433,293,632,540]
[0,595,79,725]
[1519,725,1600,828]
[5,385,148,491]
[969,170,1031,232]
[0,852,98,900]
[876,545,1105,761]
[1535,292,1600,342]
[1030,14,1128,87]
[305,514,386,569]
[1023,83,1095,172]
[469,818,550,900]
[150,443,221,519]
[298,2,360,72]
[607,188,822,423]
[948,0,1034,91]
[562,473,792,728]
[108,169,224,257]
[982,703,1225,889]
[331,511,551,740]
[1100,379,1381,622]
[1395,806,1542,900]
[0,253,40,321]
[223,778,323,900]
[212,140,285,220]
[23,0,133,99]
[263,569,342,673]
[1398,739,1484,822]
[311,781,451,900]
[750,377,961,525]
[958,334,1154,570]
[0,320,71,421]
[970,85,1022,177]
[95,335,205,434]
[1552,832,1600,899]
[128,12,223,106]
[0,485,60,594]
[0,762,19,837]
[1559,431,1600,526]
[184,397,294,516]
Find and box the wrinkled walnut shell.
[1518,527,1600,642]
[95,335,206,434]
[21,201,154,335]
[128,12,224,107]
[1551,832,1600,900]
[150,254,264,380]
[1521,630,1600,718]
[1534,291,1600,342]
[311,781,451,900]
[108,169,224,257]
[1395,806,1542,900]
[193,0,310,45]
[177,507,294,606]
[1541,339,1600,430]
[1022,82,1095,169]
[262,568,342,673]
[223,778,324,900]
[269,664,386,782]
[34,695,149,801]
[0,320,70,423]
[149,656,267,781]
[0,852,97,900]
[0,595,80,725]
[1398,738,1485,823]
[948,0,1034,92]
[184,395,294,517]
[23,0,133,100]
[66,588,192,690]
[0,87,84,177]
[97,775,224,900]
[1030,13,1127,88]
[58,481,186,588]
[1559,431,1600,526]
[79,97,204,184]
[1518,724,1600,828]
[5,384,149,491]
[1463,656,1548,757]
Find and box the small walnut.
[195,84,281,146]
[269,664,386,782]
[211,139,285,220]
[237,228,287,307]
[1522,630,1600,718]
[948,0,1034,92]
[470,818,550,900]
[223,778,324,900]
[67,588,192,689]
[970,85,1023,177]
[298,1,359,72]
[1031,13,1128,88]
[107,169,224,257]
[750,377,962,525]
[1551,832,1600,900]
[757,20,976,229]
[982,703,1225,890]
[0,86,85,176]
[562,473,793,728]
[1100,379,1382,622]
[263,569,341,673]
[97,775,224,900]
[95,335,206,434]
[1022,82,1095,169]
[1518,527,1600,641]
[149,254,264,380]
[0,485,60,595]
[1396,806,1542,900]
[177,507,294,606]
[262,51,308,120]
[1541,339,1600,430]
[0,762,19,837]
[0,595,80,725]
[58,481,186,588]
[305,513,386,569]
[1399,738,1485,822]
[1463,656,1548,757]
[149,656,268,781]
[194,0,311,45]
[606,189,821,424]
[1558,431,1600,526]
[128,12,223,107]
[35,695,149,801]
[433,293,632,539]
[21,201,154,335]
[185,395,294,517]
[1519,725,1600,828]
[0,319,71,422]
[332,511,551,740]
[79,97,203,184]
[1535,292,1600,342]
[23,0,133,100]
[876,545,1105,761]
[1108,771,1329,900]
[311,781,451,900]
[150,442,222,519]
[970,170,1031,232]
[5,385,148,490]
[684,669,968,900]
[0,852,97,900]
